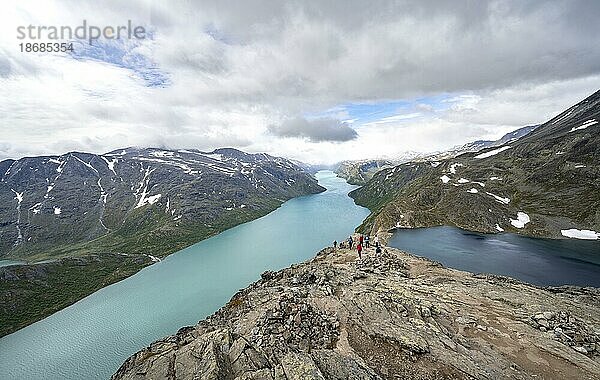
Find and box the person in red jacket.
[357,242,363,259]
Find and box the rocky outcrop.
[113,245,600,379]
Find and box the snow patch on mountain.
[134,167,159,208]
[560,229,599,240]
[101,156,118,176]
[30,202,42,214]
[71,154,100,176]
[11,189,24,243]
[204,153,224,161]
[150,150,175,158]
[449,163,463,174]
[569,119,597,133]
[510,212,530,229]
[474,146,511,159]
[486,192,510,204]
[146,254,161,262]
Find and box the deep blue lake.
[389,226,600,287]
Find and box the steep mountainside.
[0,147,323,336]
[335,125,538,185]
[351,90,600,240]
[113,245,600,380]
[0,147,323,259]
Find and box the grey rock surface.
[113,245,600,379]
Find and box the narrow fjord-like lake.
[390,226,600,287]
[0,171,369,380]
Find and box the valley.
[0,148,324,337]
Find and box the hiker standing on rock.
[365,235,370,248]
[359,235,364,246]
[374,235,379,246]
[333,240,337,250]
[348,236,353,249]
[357,242,363,259]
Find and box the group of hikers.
[332,234,382,259]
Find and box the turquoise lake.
[0,171,369,380]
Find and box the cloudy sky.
[1,0,599,164]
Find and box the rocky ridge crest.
[113,244,600,379]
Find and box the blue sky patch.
[69,36,170,87]
[310,93,460,128]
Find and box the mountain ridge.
[350,90,600,240]
[335,124,538,185]
[0,147,323,337]
[1,146,323,259]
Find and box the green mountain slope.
[351,90,600,240]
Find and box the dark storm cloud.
[144,0,600,101]
[268,117,358,142]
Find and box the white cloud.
[0,0,599,163]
